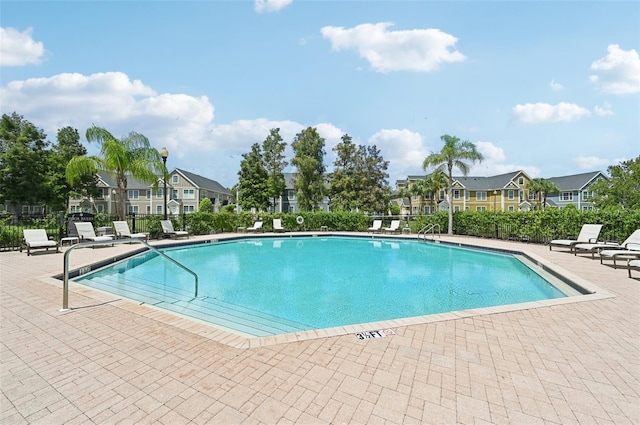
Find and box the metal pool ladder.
[61,238,199,311]
[418,224,441,241]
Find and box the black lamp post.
[160,147,169,220]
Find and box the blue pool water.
[75,236,566,336]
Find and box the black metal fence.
[0,212,188,252]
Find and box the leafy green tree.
[237,143,270,211]
[66,126,165,220]
[330,134,359,211]
[291,127,326,211]
[526,178,560,210]
[199,197,213,213]
[423,134,484,234]
[591,156,640,209]
[0,112,51,211]
[48,126,100,212]
[262,128,288,212]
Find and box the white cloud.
[594,101,614,116]
[589,44,640,94]
[0,27,46,67]
[574,155,614,169]
[549,78,563,91]
[321,22,465,73]
[254,0,292,14]
[471,141,540,178]
[511,102,591,124]
[368,129,429,183]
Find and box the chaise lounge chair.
[272,219,285,233]
[596,230,640,268]
[548,224,603,253]
[574,229,640,259]
[22,229,60,256]
[161,220,189,239]
[74,222,114,244]
[113,221,149,241]
[628,259,640,278]
[383,220,401,234]
[247,221,263,232]
[368,220,382,233]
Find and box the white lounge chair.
[22,229,59,256]
[548,224,603,252]
[272,219,285,233]
[628,259,640,278]
[368,220,382,233]
[161,220,189,239]
[574,229,640,259]
[383,220,401,234]
[247,221,263,232]
[596,230,640,268]
[74,222,114,243]
[113,221,148,241]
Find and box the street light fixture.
[160,147,169,220]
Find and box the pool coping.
[42,232,614,349]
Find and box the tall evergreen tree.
[330,134,359,211]
[358,144,389,213]
[0,112,51,211]
[262,128,288,212]
[48,126,100,212]
[423,134,484,234]
[237,143,270,211]
[291,127,326,211]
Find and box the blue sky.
[1,0,639,188]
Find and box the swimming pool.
[73,236,573,337]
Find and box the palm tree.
[410,178,429,214]
[527,178,560,210]
[423,134,484,234]
[66,126,166,220]
[424,170,448,214]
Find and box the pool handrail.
[418,224,441,241]
[61,238,199,311]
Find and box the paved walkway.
[1,233,638,424]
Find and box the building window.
[146,205,151,214]
[465,206,470,211]
[528,190,536,200]
[200,190,207,200]
[508,190,514,200]
[95,188,105,199]
[128,190,139,200]
[582,205,594,211]
[561,192,573,201]
[476,206,487,211]
[582,190,594,200]
[287,190,296,200]
[465,191,470,201]
[508,206,515,212]
[453,190,460,200]
[127,205,139,213]
[146,190,151,199]
[172,175,179,184]
[172,189,178,199]
[412,206,419,214]
[184,205,195,213]
[96,205,104,213]
[70,205,81,212]
[156,205,162,214]
[476,192,487,201]
[454,206,460,212]
[156,188,164,199]
[183,189,195,199]
[518,177,524,185]
[424,206,431,214]
[439,190,445,200]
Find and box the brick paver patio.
[1,233,638,424]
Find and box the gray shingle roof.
[174,168,232,195]
[547,171,607,191]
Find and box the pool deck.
[1,232,638,424]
